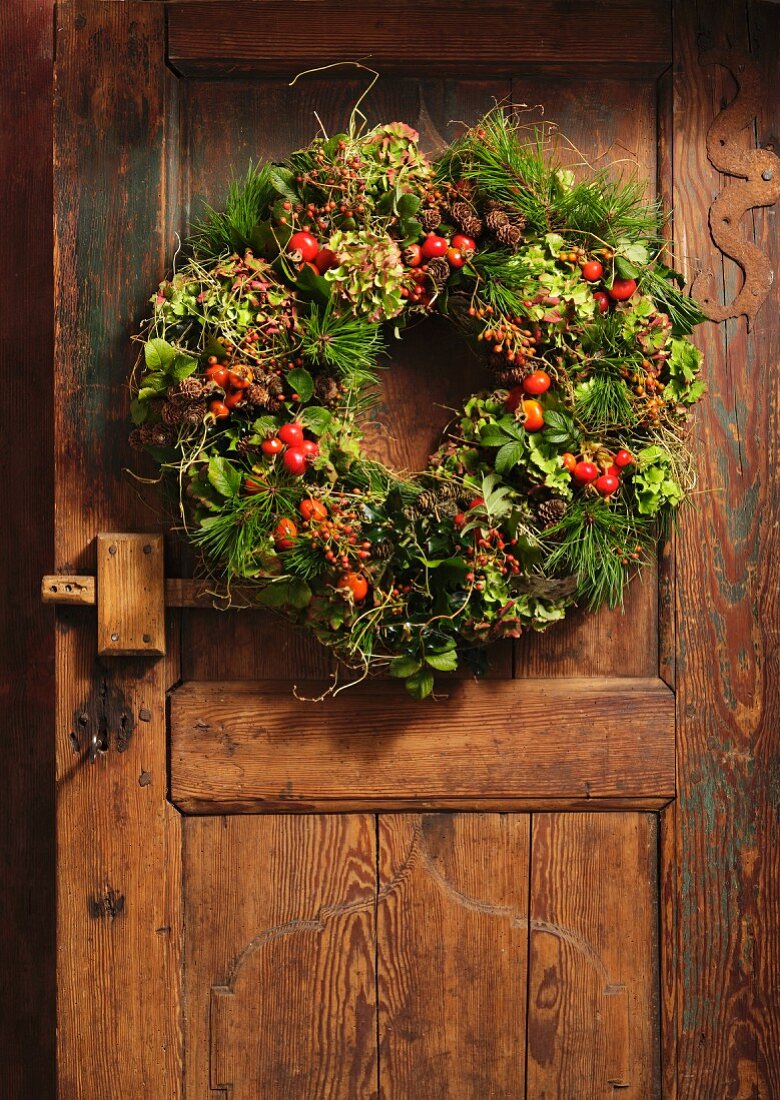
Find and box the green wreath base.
[130,109,705,699]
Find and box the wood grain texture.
[54,3,183,1095]
[169,677,675,811]
[0,0,56,1093]
[526,813,660,1099]
[377,813,530,1097]
[167,1,671,77]
[670,2,780,1096]
[97,534,166,656]
[183,814,377,1099]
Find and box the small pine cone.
[485,205,509,232]
[314,373,342,407]
[170,376,204,402]
[415,489,438,514]
[235,436,258,456]
[129,422,174,450]
[456,491,475,508]
[426,256,451,287]
[245,383,271,408]
[420,207,442,232]
[433,481,458,501]
[373,538,394,561]
[537,498,568,529]
[161,399,206,427]
[449,201,483,238]
[437,497,460,520]
[492,366,529,386]
[495,222,523,250]
[507,211,528,232]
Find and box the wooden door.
[48,2,775,1097]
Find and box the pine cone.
[449,201,483,238]
[235,436,259,456]
[170,376,204,402]
[433,480,458,501]
[245,383,271,408]
[420,207,442,232]
[314,373,342,407]
[129,422,174,450]
[537,498,568,529]
[495,222,523,250]
[161,399,206,427]
[373,538,394,561]
[485,205,509,232]
[426,256,450,288]
[415,489,438,513]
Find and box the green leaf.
[268,166,299,204]
[144,338,176,371]
[405,668,435,700]
[424,649,458,672]
[130,398,148,425]
[389,656,423,679]
[170,353,198,381]
[300,406,333,436]
[293,262,332,306]
[286,577,312,609]
[495,440,525,474]
[207,456,241,498]
[479,424,515,447]
[397,192,422,218]
[615,255,641,280]
[287,367,314,402]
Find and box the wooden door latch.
[42,532,259,657]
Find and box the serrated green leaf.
[144,338,176,371]
[479,424,514,447]
[287,367,314,402]
[425,649,458,672]
[300,406,333,435]
[495,440,525,475]
[615,256,641,280]
[397,192,422,218]
[389,656,423,679]
[405,668,434,700]
[207,456,241,497]
[171,353,198,381]
[268,166,299,204]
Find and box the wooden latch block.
[96,534,165,657]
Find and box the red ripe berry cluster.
[401,232,477,306]
[505,368,552,431]
[300,494,371,601]
[561,448,634,496]
[250,421,319,477]
[453,498,526,592]
[286,230,337,276]
[578,256,637,314]
[205,355,252,419]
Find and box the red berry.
[287,231,318,262]
[595,473,620,496]
[581,260,604,282]
[446,247,466,268]
[299,498,328,522]
[593,290,610,314]
[261,437,283,456]
[300,439,319,458]
[453,512,467,528]
[205,364,229,386]
[227,370,249,389]
[522,370,551,395]
[277,422,304,447]
[561,452,577,473]
[314,247,337,274]
[608,278,637,301]
[505,385,524,412]
[209,400,230,419]
[608,464,621,478]
[282,447,307,476]
[338,572,369,601]
[469,497,485,510]
[224,390,244,409]
[451,234,476,255]
[522,399,545,432]
[405,243,423,267]
[573,461,599,484]
[421,233,448,259]
[274,518,298,550]
[243,476,265,495]
[614,449,634,468]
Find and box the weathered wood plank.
[54,3,183,1095]
[0,0,56,1092]
[169,677,675,811]
[526,813,660,1098]
[168,1,671,77]
[183,815,378,1099]
[96,534,166,656]
[671,2,780,1095]
[377,813,530,1097]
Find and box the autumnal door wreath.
[130,108,705,698]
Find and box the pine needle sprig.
[640,265,707,336]
[574,372,638,432]
[544,498,654,608]
[190,163,277,261]
[300,303,385,388]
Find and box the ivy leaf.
[287,367,314,402]
[300,406,333,435]
[405,668,435,700]
[389,656,423,679]
[424,649,458,672]
[495,440,525,475]
[207,456,241,498]
[144,338,176,371]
